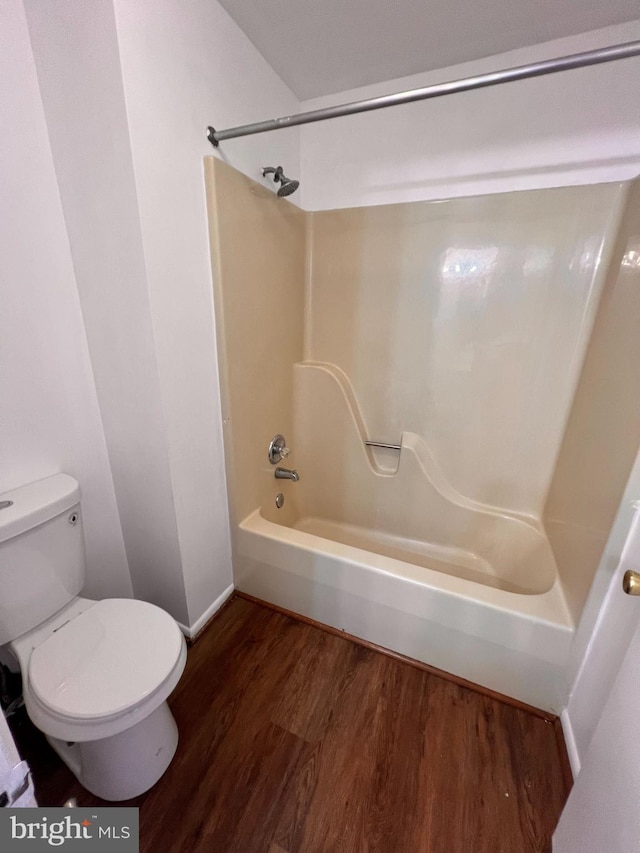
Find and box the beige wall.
[545,179,640,621]
[205,157,307,530]
[307,184,625,518]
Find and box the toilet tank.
[0,474,86,644]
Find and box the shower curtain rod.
[207,40,640,146]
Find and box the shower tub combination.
[206,156,640,714]
[235,364,573,712]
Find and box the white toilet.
[0,474,187,801]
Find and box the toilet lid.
[29,599,185,721]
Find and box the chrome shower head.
[262,165,300,198]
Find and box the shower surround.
[206,158,640,711]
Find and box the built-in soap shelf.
[364,439,402,476]
[365,440,401,452]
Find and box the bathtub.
[235,503,574,713]
[235,363,575,712]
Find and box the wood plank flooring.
[10,596,570,852]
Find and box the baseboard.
[177,583,234,640]
[560,708,581,778]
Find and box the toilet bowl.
[0,474,188,801]
[10,596,187,801]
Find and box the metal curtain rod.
[207,40,640,146]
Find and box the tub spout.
[275,467,299,482]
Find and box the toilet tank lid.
[0,474,80,544]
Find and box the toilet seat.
[29,599,184,722]
[13,597,187,742]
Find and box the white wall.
[15,0,301,632]
[299,22,640,210]
[554,592,640,852]
[561,453,640,774]
[111,0,301,625]
[24,0,190,625]
[0,0,132,600]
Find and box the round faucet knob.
[268,434,291,465]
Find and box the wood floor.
[11,596,570,852]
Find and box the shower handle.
[268,434,290,465]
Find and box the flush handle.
[622,570,640,595]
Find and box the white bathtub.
[235,507,574,713]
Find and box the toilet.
[0,474,187,801]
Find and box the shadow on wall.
[544,179,640,622]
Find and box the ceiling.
[217,0,640,99]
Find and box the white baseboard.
[177,583,234,639]
[561,708,581,778]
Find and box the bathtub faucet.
[275,467,300,482]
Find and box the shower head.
[262,165,300,198]
[277,177,300,197]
